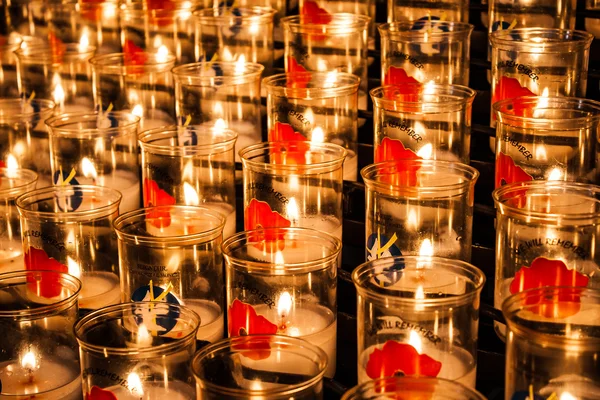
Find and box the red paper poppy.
[24,247,68,298]
[80,0,104,22]
[144,178,176,228]
[495,151,533,188]
[269,121,307,142]
[87,386,117,400]
[286,56,311,89]
[374,137,422,186]
[48,31,65,64]
[366,340,442,380]
[124,39,148,66]
[145,0,176,27]
[492,76,536,118]
[383,67,422,103]
[228,299,278,360]
[301,0,333,24]
[269,122,311,165]
[510,257,589,318]
[244,199,291,251]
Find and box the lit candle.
[66,256,120,310]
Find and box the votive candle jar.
[371,84,475,165]
[240,142,346,240]
[90,52,177,131]
[45,111,141,213]
[0,168,37,273]
[379,21,473,86]
[223,227,341,377]
[489,0,576,37]
[263,72,359,181]
[0,98,55,187]
[586,0,600,38]
[114,205,226,343]
[16,185,122,311]
[503,286,600,400]
[361,160,478,262]
[352,256,485,387]
[493,97,600,188]
[493,181,600,339]
[192,335,328,399]
[387,0,469,23]
[0,36,24,97]
[0,271,82,399]
[75,302,200,399]
[172,61,264,162]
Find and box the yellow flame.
[132,104,144,119]
[81,157,97,180]
[183,182,200,206]
[286,197,299,222]
[416,143,433,159]
[52,73,65,109]
[20,350,37,370]
[234,54,246,76]
[156,45,169,63]
[127,372,144,395]
[419,239,434,257]
[408,330,423,353]
[79,28,90,52]
[67,256,81,279]
[311,127,325,143]
[277,291,292,317]
[547,167,563,181]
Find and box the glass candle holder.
[352,256,485,387]
[172,61,264,162]
[371,85,475,165]
[91,51,176,131]
[75,302,200,399]
[0,168,37,273]
[120,0,199,65]
[387,0,469,23]
[0,98,55,187]
[503,286,600,400]
[282,14,370,109]
[114,205,226,342]
[15,43,96,113]
[0,35,24,97]
[45,111,141,213]
[240,142,346,239]
[139,125,237,238]
[341,376,487,399]
[361,160,478,262]
[263,72,360,181]
[379,21,473,86]
[489,0,576,37]
[222,228,341,378]
[0,271,82,399]
[16,185,122,310]
[493,181,600,339]
[586,0,600,37]
[192,335,328,399]
[493,97,600,188]
[194,7,275,75]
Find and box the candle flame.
[423,81,436,95]
[408,330,423,353]
[79,28,90,52]
[316,59,328,72]
[21,350,37,370]
[102,2,117,19]
[311,127,325,143]
[559,392,576,400]
[222,47,233,62]
[52,73,65,110]
[67,256,81,279]
[407,208,418,231]
[213,102,224,119]
[250,380,263,391]
[419,239,434,257]
[535,144,547,161]
[304,108,314,125]
[127,372,144,395]
[286,197,299,222]
[324,70,338,88]
[277,291,292,318]
[547,167,563,181]
[183,182,200,206]
[214,118,227,131]
[132,104,144,119]
[234,55,246,76]
[416,143,433,159]
[137,324,153,346]
[156,45,169,63]
[81,157,98,180]
[6,154,18,177]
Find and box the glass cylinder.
[361,160,478,262]
[493,97,600,188]
[223,228,341,378]
[282,14,370,109]
[120,1,199,65]
[342,376,487,399]
[194,7,275,74]
[91,52,176,131]
[0,36,24,97]
[15,43,96,113]
[379,21,473,86]
[0,271,82,399]
[75,302,200,399]
[114,205,226,343]
[586,0,600,38]
[263,72,359,181]
[172,61,264,162]
[240,142,346,239]
[503,287,600,400]
[16,185,122,311]
[45,111,141,213]
[352,256,485,387]
[0,168,37,273]
[493,181,600,339]
[0,98,55,187]
[192,335,328,399]
[387,0,469,23]
[371,85,475,165]
[489,0,576,36]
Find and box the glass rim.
[0,98,56,120]
[90,52,177,73]
[282,13,371,32]
[489,28,593,51]
[0,270,81,320]
[15,43,96,62]
[222,227,342,273]
[352,256,485,307]
[193,6,276,22]
[493,96,600,127]
[378,21,474,37]
[45,111,140,138]
[138,125,238,156]
[0,168,38,198]
[114,205,226,245]
[172,61,264,85]
[502,286,600,348]
[192,334,328,396]
[239,141,347,173]
[493,180,600,221]
[370,85,476,110]
[361,160,479,194]
[263,72,360,98]
[120,0,200,16]
[16,184,122,221]
[74,302,201,356]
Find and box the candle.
[183,299,224,343]
[97,378,195,400]
[0,245,23,273]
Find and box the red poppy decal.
[510,257,589,318]
[80,0,105,22]
[383,67,422,102]
[144,178,176,228]
[48,31,65,64]
[301,0,333,24]
[124,39,148,66]
[366,340,442,380]
[24,247,68,298]
[286,56,311,89]
[244,198,291,242]
[87,386,117,400]
[375,137,422,186]
[492,76,536,118]
[268,122,312,165]
[146,0,176,26]
[269,121,307,142]
[228,299,278,360]
[495,151,533,188]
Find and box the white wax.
[0,246,23,273]
[380,266,467,295]
[97,172,141,213]
[202,202,236,239]
[0,359,81,399]
[183,299,224,342]
[102,380,195,400]
[145,202,232,238]
[78,271,121,310]
[299,217,342,241]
